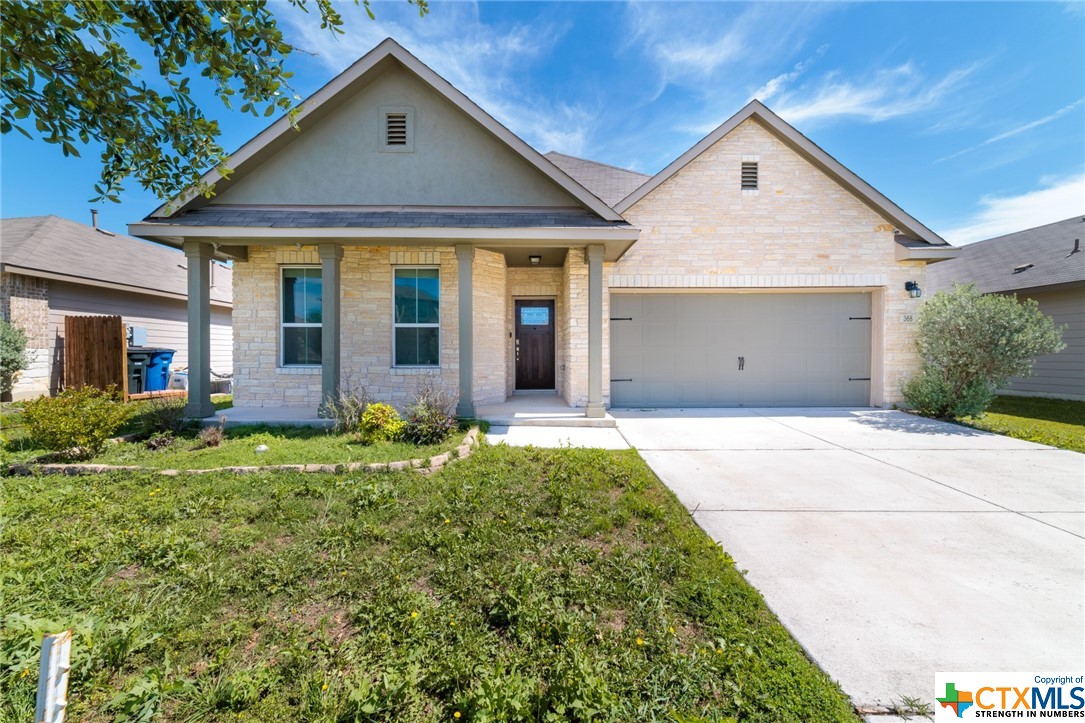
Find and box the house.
[0,215,233,400]
[927,217,1085,401]
[129,38,957,420]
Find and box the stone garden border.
[6,428,480,477]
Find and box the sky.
[1,1,1082,246]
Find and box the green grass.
[962,395,1085,453]
[0,445,857,722]
[90,425,456,469]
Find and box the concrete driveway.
[613,408,1085,709]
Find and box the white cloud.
[771,61,981,124]
[750,45,828,103]
[938,98,1084,162]
[280,3,596,155]
[985,98,1083,144]
[941,174,1085,245]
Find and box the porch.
[212,393,615,429]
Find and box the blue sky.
[1,1,1082,245]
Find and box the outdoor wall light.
[529,255,542,265]
[905,281,922,298]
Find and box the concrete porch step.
[480,414,617,428]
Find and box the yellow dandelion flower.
[411,611,418,618]
[449,621,456,627]
[340,571,347,576]
[444,518,450,524]
[636,637,644,646]
[321,683,328,691]
[668,626,675,634]
[716,648,723,655]
[454,713,462,719]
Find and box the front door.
[515,300,555,390]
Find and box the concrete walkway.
[613,408,1085,709]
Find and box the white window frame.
[280,265,322,368]
[392,265,441,368]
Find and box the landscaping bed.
[961,395,1085,453]
[0,445,857,721]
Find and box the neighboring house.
[0,215,232,400]
[927,217,1085,401]
[130,39,956,419]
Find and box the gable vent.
[741,161,759,191]
[385,112,408,145]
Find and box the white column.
[182,241,215,418]
[585,244,605,418]
[318,243,343,405]
[456,244,475,418]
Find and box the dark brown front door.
[515,300,555,390]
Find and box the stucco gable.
[150,39,621,221]
[210,65,585,209]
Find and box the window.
[741,161,759,191]
[379,106,414,152]
[393,267,440,366]
[281,267,322,366]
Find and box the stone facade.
[471,249,508,406]
[615,118,926,404]
[561,252,611,408]
[1,272,51,399]
[233,245,515,409]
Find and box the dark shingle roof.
[544,152,650,207]
[926,216,1085,294]
[1,215,232,304]
[159,207,630,229]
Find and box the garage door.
[610,293,872,407]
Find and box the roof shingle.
[926,216,1085,294]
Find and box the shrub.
[902,284,1065,419]
[321,382,370,434]
[140,395,192,436]
[197,416,227,448]
[402,378,458,445]
[0,320,30,397]
[360,402,405,443]
[22,385,129,456]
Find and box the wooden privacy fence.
[64,315,128,397]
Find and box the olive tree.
[902,284,1065,419]
[0,0,427,203]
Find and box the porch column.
[318,243,343,405]
[182,241,215,418]
[585,244,605,418]
[455,244,475,418]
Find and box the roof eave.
[895,243,961,263]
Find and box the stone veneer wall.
[561,252,611,408]
[506,267,564,398]
[232,245,511,409]
[471,249,507,406]
[1,272,51,399]
[615,118,926,405]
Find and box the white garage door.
[610,293,872,407]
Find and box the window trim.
[280,265,323,368]
[392,265,441,368]
[379,105,415,153]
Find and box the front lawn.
[0,445,857,721]
[87,424,457,470]
[963,395,1085,453]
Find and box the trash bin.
[145,349,176,392]
[126,347,153,394]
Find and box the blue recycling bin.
[144,349,176,392]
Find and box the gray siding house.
[0,215,233,400]
[927,216,1085,400]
